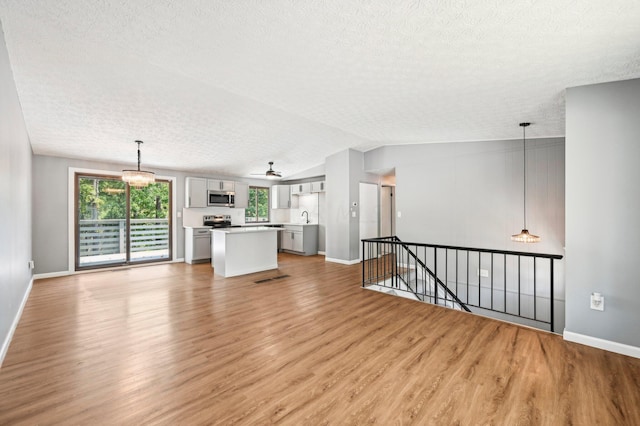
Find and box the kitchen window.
[245,186,270,223]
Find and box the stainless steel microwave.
[207,190,235,207]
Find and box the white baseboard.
[563,330,640,359]
[33,271,70,280]
[317,251,326,255]
[1,278,33,368]
[34,258,186,280]
[325,257,360,265]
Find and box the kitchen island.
[211,227,279,277]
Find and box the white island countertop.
[241,223,319,227]
[211,226,280,234]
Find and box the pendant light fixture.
[122,140,155,188]
[511,122,540,243]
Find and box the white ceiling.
[1,0,639,178]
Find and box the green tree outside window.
[246,186,269,222]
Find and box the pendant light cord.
[136,140,143,171]
[523,124,527,229]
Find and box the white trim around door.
[68,167,177,273]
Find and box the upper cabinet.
[290,183,311,195]
[186,177,207,208]
[289,181,325,196]
[185,177,247,208]
[271,185,291,209]
[208,179,235,192]
[311,181,326,193]
[234,182,249,209]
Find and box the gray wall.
[33,155,189,274]
[325,149,350,260]
[365,139,565,252]
[325,149,379,262]
[565,78,640,347]
[0,20,32,361]
[32,154,272,274]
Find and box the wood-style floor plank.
[1,254,639,425]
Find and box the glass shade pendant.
[511,228,540,243]
[511,123,540,243]
[122,140,155,188]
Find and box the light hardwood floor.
[1,254,639,425]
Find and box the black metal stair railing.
[361,236,469,311]
[361,236,563,332]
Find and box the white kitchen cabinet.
[234,182,249,208]
[271,185,292,209]
[290,183,311,195]
[281,225,318,255]
[208,179,235,192]
[311,181,326,192]
[185,177,207,208]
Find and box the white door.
[359,182,379,260]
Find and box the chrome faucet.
[301,210,310,224]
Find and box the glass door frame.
[128,178,173,266]
[73,171,174,271]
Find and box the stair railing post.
[362,240,365,288]
[392,240,396,289]
[550,259,555,333]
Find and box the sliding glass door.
[75,173,172,270]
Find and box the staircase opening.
[361,236,563,333]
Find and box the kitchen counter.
[213,226,281,234]
[241,222,318,227]
[211,227,278,277]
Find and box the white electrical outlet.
[477,269,489,278]
[28,260,35,269]
[590,292,604,311]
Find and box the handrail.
[362,237,563,260]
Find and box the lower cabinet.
[185,228,212,264]
[281,225,318,256]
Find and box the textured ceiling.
[1,0,639,178]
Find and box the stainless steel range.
[203,215,240,228]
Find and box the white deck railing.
[79,219,169,263]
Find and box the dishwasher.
[192,228,211,261]
[185,227,212,264]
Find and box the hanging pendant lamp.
[122,140,155,188]
[511,123,540,243]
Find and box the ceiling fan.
[251,161,282,179]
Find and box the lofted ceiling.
[0,0,639,178]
